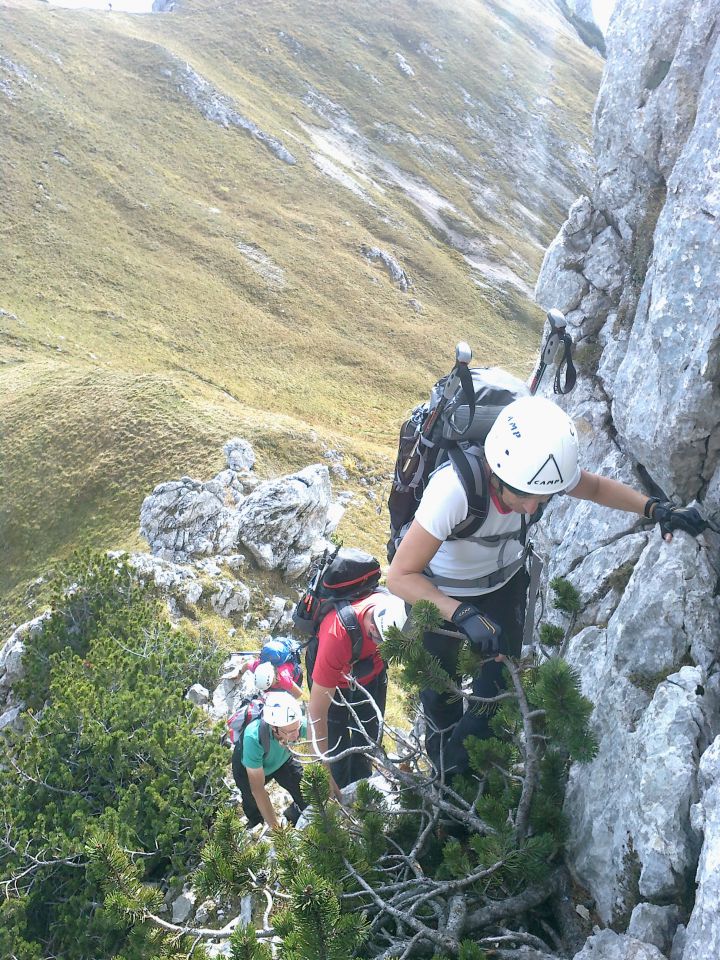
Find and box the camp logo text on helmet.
[528,454,564,487]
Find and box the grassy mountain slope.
[0,0,601,620]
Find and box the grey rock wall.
[534,0,720,940]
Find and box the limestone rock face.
[122,552,204,606]
[360,245,412,291]
[564,663,711,920]
[210,579,251,618]
[682,737,720,960]
[173,58,296,165]
[223,438,255,472]
[140,474,243,560]
[538,0,720,515]
[534,0,720,940]
[572,929,665,960]
[628,903,683,956]
[236,464,332,578]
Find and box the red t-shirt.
[312,594,384,689]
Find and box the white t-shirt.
[414,463,525,597]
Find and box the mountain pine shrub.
[91,597,597,958]
[0,551,227,960]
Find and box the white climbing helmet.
[484,396,581,495]
[253,661,275,693]
[263,692,302,728]
[372,594,408,639]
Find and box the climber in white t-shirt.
[387,396,708,776]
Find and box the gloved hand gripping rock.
[645,498,708,538]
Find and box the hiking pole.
[402,342,473,472]
[529,308,576,396]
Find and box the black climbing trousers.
[327,667,388,789]
[232,746,307,828]
[420,568,528,778]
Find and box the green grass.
[0,0,601,625]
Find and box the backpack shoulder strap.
[258,719,271,756]
[335,600,364,664]
[447,444,490,539]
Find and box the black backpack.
[292,546,383,686]
[387,363,529,561]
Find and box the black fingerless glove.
[644,498,708,538]
[451,603,501,654]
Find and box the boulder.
[582,226,626,296]
[211,669,255,722]
[572,929,665,960]
[535,255,588,314]
[186,684,210,706]
[140,476,242,559]
[360,245,412,291]
[210,579,251,618]
[0,704,24,733]
[628,903,683,955]
[122,552,204,606]
[266,596,290,630]
[171,886,197,923]
[236,464,332,578]
[0,613,49,703]
[223,438,255,472]
[296,773,401,831]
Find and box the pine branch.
[498,657,539,840]
[465,867,563,931]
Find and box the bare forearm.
[250,783,278,829]
[387,521,461,620]
[287,679,304,699]
[570,471,649,514]
[308,710,330,757]
[386,570,460,620]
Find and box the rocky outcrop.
[0,57,32,100]
[140,440,341,578]
[235,242,285,289]
[236,464,331,578]
[534,0,720,942]
[140,472,245,560]
[0,614,48,732]
[572,930,665,960]
[536,0,720,510]
[394,52,415,78]
[556,0,607,56]
[360,245,412,291]
[172,60,296,165]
